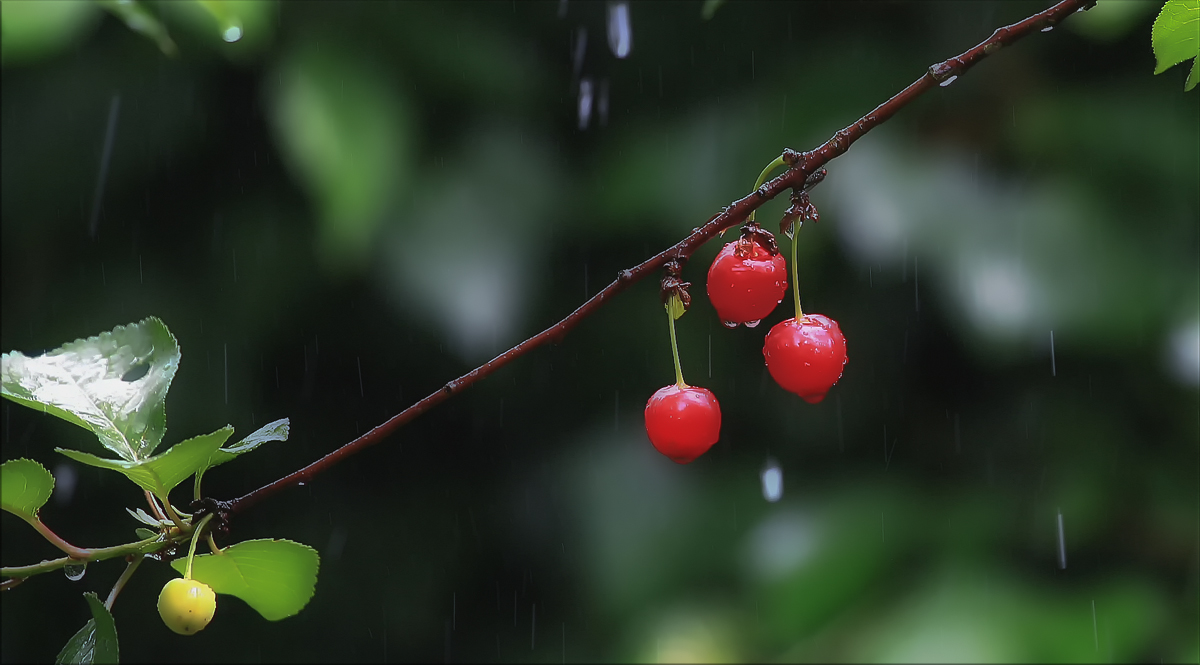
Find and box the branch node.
[803,168,827,193]
[660,260,692,311]
[190,498,233,537]
[928,61,955,82]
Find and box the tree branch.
[221,0,1094,517]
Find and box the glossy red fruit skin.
[644,385,722,464]
[763,314,847,404]
[706,238,788,325]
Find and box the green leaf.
[96,0,177,56]
[56,592,118,665]
[134,527,157,540]
[171,539,320,621]
[125,506,164,528]
[268,43,412,272]
[1,317,181,461]
[0,459,55,520]
[194,418,289,496]
[1152,0,1199,91]
[57,427,233,501]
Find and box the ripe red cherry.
[644,384,722,464]
[706,226,788,328]
[763,314,847,404]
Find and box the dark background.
[2,1,1197,662]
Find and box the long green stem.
[1,533,165,579]
[666,304,686,388]
[748,155,788,223]
[104,555,144,611]
[791,226,804,319]
[184,514,214,579]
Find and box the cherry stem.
[666,304,687,388]
[791,223,804,320]
[103,554,143,611]
[206,532,221,555]
[184,514,213,580]
[748,155,787,223]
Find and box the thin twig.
[104,555,144,611]
[223,0,1094,517]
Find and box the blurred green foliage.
[1,0,1196,662]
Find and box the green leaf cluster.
[2,318,318,663]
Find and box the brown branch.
[221,0,1094,518]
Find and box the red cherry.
[706,229,788,327]
[763,314,847,404]
[644,384,722,464]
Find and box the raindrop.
[63,563,86,581]
[744,319,762,329]
[578,78,593,130]
[298,482,306,487]
[88,94,121,239]
[938,75,958,87]
[760,458,783,502]
[1040,25,1054,32]
[1050,330,1056,376]
[1056,508,1067,569]
[606,1,632,58]
[571,27,587,79]
[721,320,738,329]
[222,24,243,42]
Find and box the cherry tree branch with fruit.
[213,0,1097,519]
[4,0,1195,659]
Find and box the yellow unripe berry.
[157,578,216,635]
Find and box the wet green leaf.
[194,418,289,496]
[0,459,54,520]
[56,592,118,665]
[1,317,180,461]
[171,539,320,621]
[58,426,232,501]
